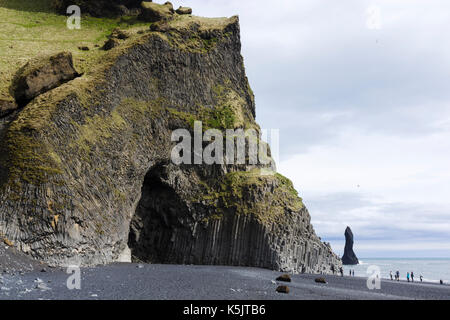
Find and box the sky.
[167,0,450,258]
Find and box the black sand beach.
[1,264,449,300]
[1,244,449,300]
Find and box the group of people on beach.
[330,267,445,285]
[331,265,346,277]
[330,265,356,277]
[390,270,423,282]
[329,266,445,285]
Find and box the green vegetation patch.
[1,124,63,190]
[158,15,237,54]
[165,30,218,54]
[167,82,254,132]
[168,104,237,131]
[69,96,166,162]
[196,170,304,225]
[0,0,148,101]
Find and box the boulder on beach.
[0,98,18,117]
[276,285,290,294]
[315,277,327,284]
[276,274,292,282]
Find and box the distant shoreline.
[342,258,450,286]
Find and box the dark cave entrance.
[127,164,191,263]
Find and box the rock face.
[10,52,80,107]
[0,14,341,274]
[276,285,289,294]
[276,274,291,282]
[0,99,18,118]
[342,227,359,265]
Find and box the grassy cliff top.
[0,0,149,102]
[167,15,236,31]
[0,0,237,104]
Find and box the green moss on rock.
[1,129,63,190]
[167,81,254,132]
[196,170,304,225]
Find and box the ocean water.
[342,258,450,284]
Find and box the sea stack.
[342,227,359,265]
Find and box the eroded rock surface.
[176,6,192,15]
[0,99,18,118]
[10,52,80,107]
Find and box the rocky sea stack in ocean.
[342,227,359,265]
[0,2,341,274]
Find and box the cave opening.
[128,164,192,263]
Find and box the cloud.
[303,192,450,257]
[277,128,450,256]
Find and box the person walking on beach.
[352,270,355,277]
[396,271,400,281]
[411,272,414,282]
[340,267,344,277]
[407,272,410,282]
[420,275,423,282]
[390,271,393,280]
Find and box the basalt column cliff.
[0,2,341,274]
